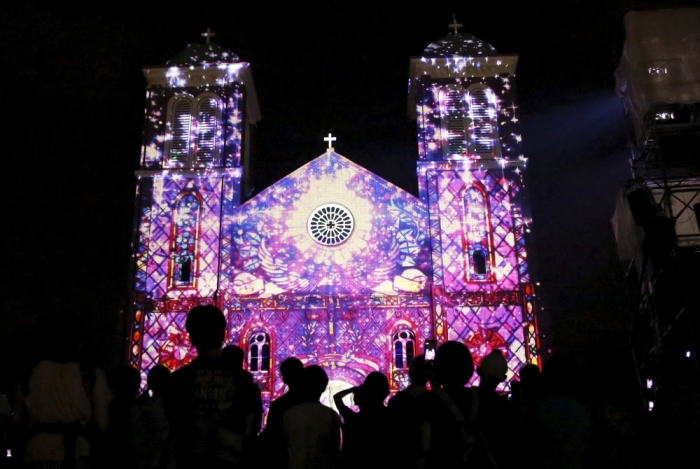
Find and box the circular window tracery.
[307,204,354,246]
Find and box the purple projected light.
[127,27,541,405]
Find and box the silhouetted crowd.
[0,305,671,469]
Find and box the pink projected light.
[127,27,541,407]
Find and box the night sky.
[1,0,693,386]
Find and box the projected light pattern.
[411,27,540,384]
[129,31,541,397]
[227,152,432,296]
[419,162,537,385]
[135,176,223,299]
[140,85,244,169]
[169,191,201,288]
[415,76,522,163]
[463,184,495,282]
[224,299,434,395]
[423,33,498,57]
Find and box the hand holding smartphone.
[424,339,437,361]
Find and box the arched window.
[463,184,495,282]
[393,328,416,369]
[167,96,194,165]
[248,331,271,372]
[467,86,499,156]
[169,191,202,288]
[165,93,221,167]
[439,86,469,159]
[195,94,221,165]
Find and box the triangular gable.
[228,151,431,296]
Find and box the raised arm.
[333,387,357,421]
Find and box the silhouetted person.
[511,363,542,429]
[534,356,592,469]
[221,345,263,436]
[416,340,494,469]
[145,365,171,399]
[19,314,110,469]
[517,363,542,405]
[259,357,304,467]
[130,365,173,469]
[333,371,390,468]
[476,350,515,468]
[106,365,141,469]
[283,365,340,469]
[388,354,431,410]
[107,365,141,415]
[387,355,431,467]
[169,305,256,469]
[221,345,245,370]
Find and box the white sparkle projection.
[410,17,541,385]
[128,24,541,408]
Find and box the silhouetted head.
[109,365,141,400]
[185,305,226,351]
[518,363,542,401]
[147,365,171,397]
[408,354,431,386]
[477,349,508,391]
[221,345,245,369]
[355,371,389,409]
[434,341,474,388]
[300,365,329,401]
[280,357,304,389]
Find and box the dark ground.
[1,0,695,398]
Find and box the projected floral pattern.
[228,152,432,296]
[129,31,541,396]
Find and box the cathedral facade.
[127,28,541,403]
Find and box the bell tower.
[126,32,261,375]
[410,18,541,373]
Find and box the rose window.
[307,204,354,246]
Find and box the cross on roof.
[324,133,337,150]
[202,28,216,44]
[448,14,462,34]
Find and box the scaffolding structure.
[614,8,700,410]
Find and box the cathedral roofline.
[409,54,519,78]
[142,63,261,124]
[167,41,239,67]
[240,150,424,208]
[423,32,500,58]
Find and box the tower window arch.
[392,328,416,370]
[165,93,222,167]
[463,183,496,282]
[467,86,500,156]
[195,93,221,165]
[168,190,202,288]
[439,86,469,159]
[247,331,271,372]
[167,96,194,164]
